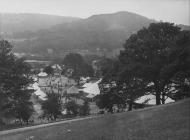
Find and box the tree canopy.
[63,53,94,81]
[0,40,34,124]
[43,65,54,75]
[119,22,189,105]
[41,93,62,120]
[97,22,190,112]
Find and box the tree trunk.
[128,100,133,111]
[161,92,166,104]
[154,81,161,105]
[156,91,161,105]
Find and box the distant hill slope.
[0,13,80,34]
[9,11,155,55]
[1,98,189,140]
[2,11,189,57]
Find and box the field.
[1,99,189,140]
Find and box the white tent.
[33,82,47,100]
[81,79,101,98]
[135,95,174,105]
[38,72,48,77]
[67,86,79,94]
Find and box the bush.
[79,100,90,116]
[41,93,62,121]
[65,100,80,117]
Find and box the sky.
[0,0,189,25]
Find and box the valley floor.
[0,99,189,140]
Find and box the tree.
[44,65,54,75]
[79,100,90,116]
[96,57,116,77]
[63,53,94,83]
[65,100,80,117]
[95,23,189,113]
[98,61,146,111]
[41,93,62,121]
[0,40,34,124]
[161,30,190,101]
[96,88,126,113]
[119,22,181,105]
[117,74,148,111]
[0,40,15,112]
[11,99,34,124]
[97,56,146,111]
[96,60,129,112]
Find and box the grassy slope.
[1,99,190,140]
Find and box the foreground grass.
[1,99,190,140]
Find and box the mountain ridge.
[0,13,80,34]
[1,11,189,58]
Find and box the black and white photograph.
[0,0,189,140]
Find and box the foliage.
[41,93,62,120]
[83,55,102,65]
[63,53,94,82]
[44,65,54,75]
[97,58,144,111]
[119,22,183,105]
[0,40,34,124]
[65,100,80,117]
[95,57,116,77]
[162,30,190,100]
[79,100,90,116]
[10,100,34,124]
[118,78,148,111]
[97,22,190,113]
[96,91,125,113]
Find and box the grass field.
[1,98,190,140]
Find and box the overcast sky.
[0,0,189,25]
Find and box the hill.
[7,11,155,56]
[3,12,189,58]
[1,98,189,140]
[0,13,80,35]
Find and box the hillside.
[2,12,189,58]
[0,13,80,35]
[1,98,189,140]
[8,11,155,56]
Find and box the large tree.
[43,65,54,75]
[95,22,189,113]
[119,22,188,105]
[63,53,94,83]
[0,40,34,124]
[98,59,146,111]
[161,30,190,101]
